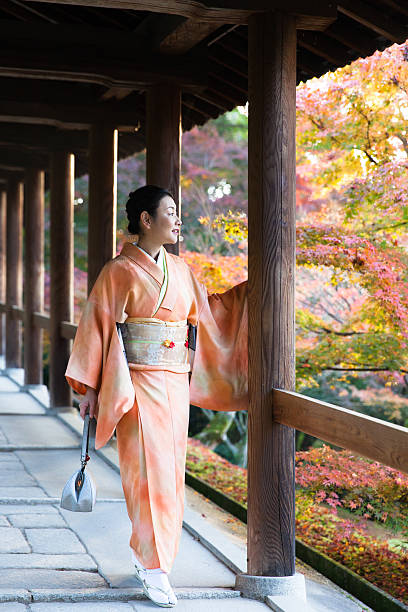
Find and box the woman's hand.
[79,386,98,420]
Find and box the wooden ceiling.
[0,0,407,177]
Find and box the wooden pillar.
[49,151,74,407]
[0,190,6,356]
[6,178,23,368]
[146,84,181,255]
[247,12,297,577]
[24,167,45,384]
[88,124,118,295]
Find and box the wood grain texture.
[274,389,408,474]
[9,306,24,319]
[0,99,141,130]
[338,0,407,43]
[22,0,254,23]
[5,178,23,368]
[0,190,6,355]
[0,124,89,154]
[49,151,74,407]
[88,124,118,295]
[247,11,296,577]
[160,20,221,53]
[60,321,78,340]
[22,0,336,27]
[32,312,50,331]
[146,84,181,256]
[24,168,45,384]
[0,48,206,90]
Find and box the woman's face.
[142,195,181,245]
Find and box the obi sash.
[118,318,189,367]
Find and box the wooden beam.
[247,11,296,577]
[146,84,181,256]
[0,0,57,22]
[338,0,408,43]
[0,148,49,170]
[24,167,45,385]
[5,177,23,368]
[206,78,245,105]
[160,20,222,53]
[194,89,234,112]
[33,311,50,331]
[0,125,89,153]
[298,31,350,66]
[0,48,206,91]
[209,66,247,95]
[297,49,329,78]
[182,94,217,120]
[209,46,248,78]
[0,19,169,51]
[325,18,378,57]
[0,169,24,183]
[100,87,134,102]
[133,12,187,47]
[0,99,142,130]
[215,32,247,60]
[87,124,118,294]
[273,389,408,474]
[49,150,74,408]
[60,320,77,340]
[23,0,336,28]
[381,0,408,19]
[9,305,24,320]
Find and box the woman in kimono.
[65,185,248,608]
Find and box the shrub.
[296,493,408,603]
[296,445,408,535]
[186,438,408,604]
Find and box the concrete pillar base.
[235,572,306,602]
[3,367,24,386]
[21,384,50,408]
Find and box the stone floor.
[0,370,373,611]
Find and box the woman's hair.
[125,185,173,235]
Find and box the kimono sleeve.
[65,297,109,395]
[65,261,119,395]
[65,259,135,450]
[189,280,248,412]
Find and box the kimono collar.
[120,241,164,286]
[119,242,180,314]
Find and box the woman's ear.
[140,211,151,230]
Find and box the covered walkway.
[0,1,407,609]
[0,367,371,611]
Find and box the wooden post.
[247,12,297,577]
[0,190,6,356]
[146,84,181,255]
[88,124,118,294]
[49,151,74,408]
[6,178,23,368]
[24,167,45,384]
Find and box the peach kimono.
[65,241,247,573]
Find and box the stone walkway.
[0,371,372,611]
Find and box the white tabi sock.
[131,549,176,605]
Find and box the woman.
[65,185,248,608]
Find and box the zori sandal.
[134,564,177,608]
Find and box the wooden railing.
[1,303,408,474]
[274,389,408,474]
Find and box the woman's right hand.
[79,386,98,420]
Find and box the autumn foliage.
[186,438,408,604]
[295,445,408,534]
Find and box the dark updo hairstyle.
[125,185,173,235]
